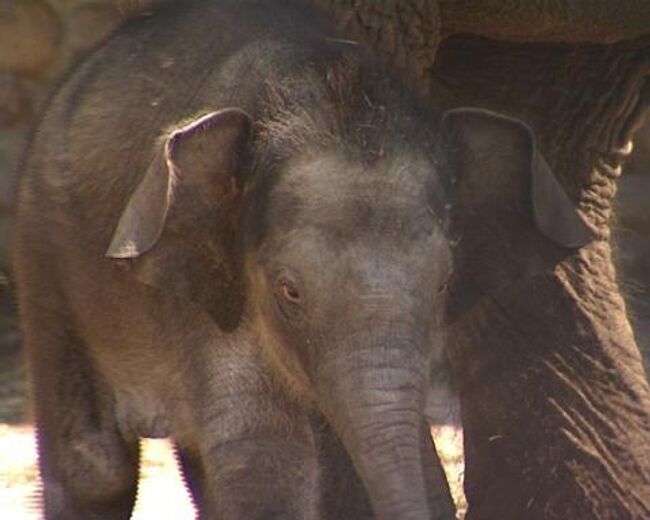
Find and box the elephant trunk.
[318,335,456,520]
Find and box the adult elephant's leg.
[447,247,650,519]
[434,36,650,519]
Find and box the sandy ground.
[0,424,195,520]
[0,423,466,519]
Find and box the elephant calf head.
[106,57,591,520]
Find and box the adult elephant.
[308,1,650,519]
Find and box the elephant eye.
[282,284,301,303]
[272,272,305,321]
[277,278,302,305]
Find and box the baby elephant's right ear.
[106,108,252,258]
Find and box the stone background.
[0,0,648,425]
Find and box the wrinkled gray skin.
[13,1,591,519]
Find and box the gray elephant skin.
[12,1,591,519]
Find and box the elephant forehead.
[267,153,446,240]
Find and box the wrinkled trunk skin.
[433,36,650,519]
[317,337,456,520]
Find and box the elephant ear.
[107,108,251,258]
[441,107,594,248]
[106,108,252,330]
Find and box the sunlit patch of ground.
[0,425,39,520]
[431,425,466,518]
[1,423,465,519]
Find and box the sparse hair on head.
[253,52,437,168]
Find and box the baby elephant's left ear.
[442,107,595,248]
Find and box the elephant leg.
[184,345,320,520]
[198,400,319,520]
[23,305,139,520]
[450,243,650,519]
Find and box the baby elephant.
[13,0,591,519]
